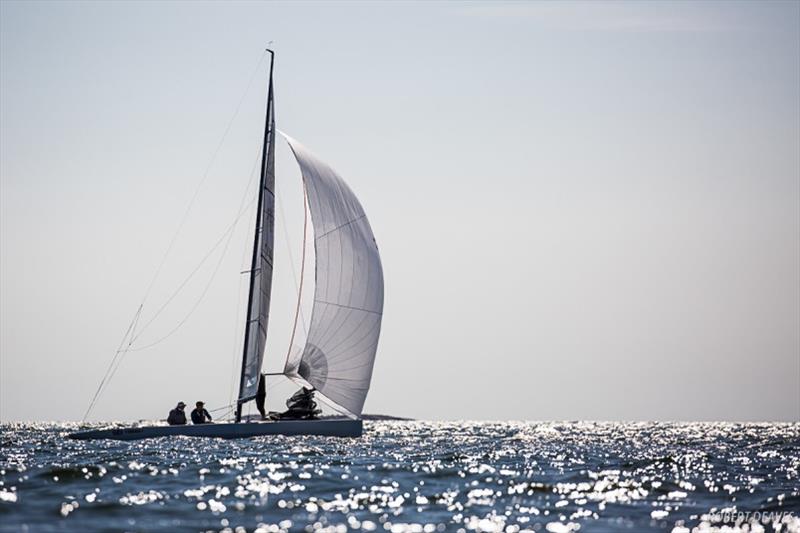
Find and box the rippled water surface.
[1,421,798,532]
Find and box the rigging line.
[315,390,353,419]
[83,51,268,420]
[138,50,269,307]
[282,184,310,369]
[130,301,142,342]
[82,304,143,421]
[104,238,224,404]
[275,182,308,337]
[123,194,258,350]
[208,403,235,413]
[229,205,256,407]
[105,341,133,396]
[124,198,249,352]
[127,144,263,352]
[104,298,151,395]
[93,147,263,406]
[284,374,352,419]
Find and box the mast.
[236,49,275,423]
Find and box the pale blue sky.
[1,1,798,422]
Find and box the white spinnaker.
[281,133,384,417]
[238,80,276,402]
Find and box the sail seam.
[314,299,382,315]
[315,214,367,241]
[312,222,375,349]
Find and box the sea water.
[0,421,798,532]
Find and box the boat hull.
[68,419,362,441]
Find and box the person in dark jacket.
[276,387,320,420]
[191,401,212,424]
[255,374,267,419]
[167,402,187,425]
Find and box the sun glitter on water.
[1,421,798,532]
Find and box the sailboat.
[69,50,384,441]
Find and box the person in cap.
[191,401,212,424]
[167,402,187,425]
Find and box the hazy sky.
[1,1,798,422]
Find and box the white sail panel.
[281,133,384,416]
[239,79,276,402]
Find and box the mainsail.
[281,134,384,417]
[237,52,276,411]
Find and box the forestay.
[281,133,384,417]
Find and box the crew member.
[167,401,187,425]
[191,401,212,424]
[256,374,267,419]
